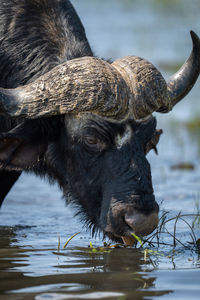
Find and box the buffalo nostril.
[124,211,159,237]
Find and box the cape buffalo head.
[0,31,199,243]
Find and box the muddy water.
[0,0,200,299]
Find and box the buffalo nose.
[102,194,159,243]
[123,195,159,237]
[124,210,159,237]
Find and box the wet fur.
[0,0,159,241]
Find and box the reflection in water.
[0,226,170,299]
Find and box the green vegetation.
[169,116,200,159]
[142,212,200,251]
[184,117,200,157]
[63,232,81,249]
[60,212,200,256]
[185,117,200,139]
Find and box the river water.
[0,0,200,299]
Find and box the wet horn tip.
[164,30,200,111]
[190,30,200,53]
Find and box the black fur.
[0,0,92,88]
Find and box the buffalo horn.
[112,31,200,119]
[164,31,200,112]
[0,31,199,121]
[0,57,130,120]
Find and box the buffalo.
[0,0,199,243]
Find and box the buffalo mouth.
[121,210,159,246]
[102,194,159,245]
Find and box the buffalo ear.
[145,129,163,155]
[0,121,48,171]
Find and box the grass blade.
[63,232,81,249]
[131,233,143,247]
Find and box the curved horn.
[1,55,170,120]
[0,57,130,120]
[112,31,200,118]
[164,31,200,112]
[112,56,169,119]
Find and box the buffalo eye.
[83,136,105,151]
[85,136,98,145]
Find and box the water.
[0,0,200,299]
